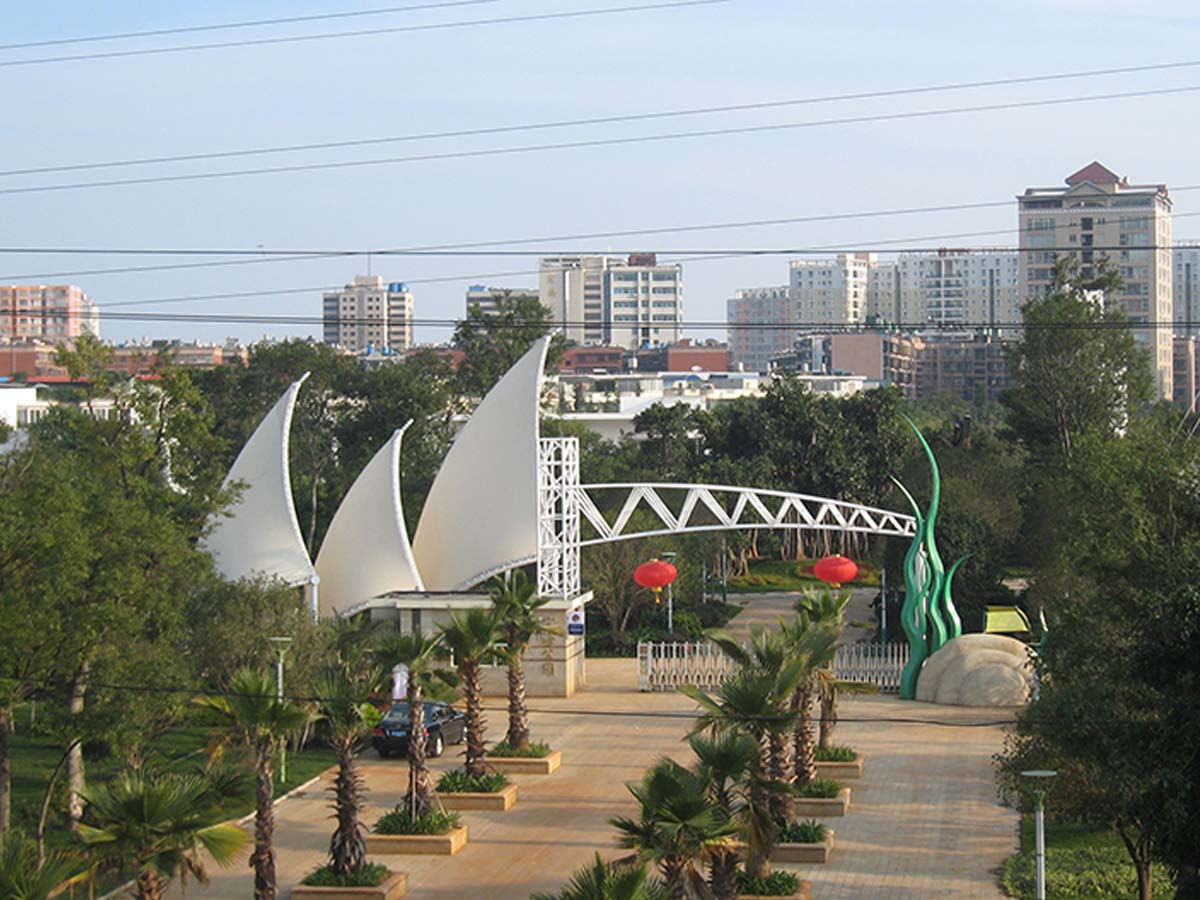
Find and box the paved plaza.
[170,607,1018,900]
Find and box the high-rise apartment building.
[895,250,1020,328]
[538,254,682,348]
[322,276,413,354]
[727,286,792,372]
[791,254,873,328]
[1018,161,1173,400]
[1174,243,1200,337]
[465,285,540,318]
[0,285,99,342]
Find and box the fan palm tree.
[195,669,310,900]
[490,569,560,750]
[438,608,501,777]
[530,853,668,900]
[78,770,247,900]
[777,620,840,788]
[795,589,869,749]
[688,733,766,900]
[313,664,381,879]
[680,659,804,881]
[0,829,87,900]
[374,632,457,816]
[611,759,737,900]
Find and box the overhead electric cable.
[4,57,1200,178]
[0,0,505,51]
[0,0,728,68]
[1,84,1196,196]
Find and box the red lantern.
[812,555,858,586]
[634,560,678,603]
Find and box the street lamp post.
[269,637,293,786]
[661,552,677,635]
[1021,769,1057,900]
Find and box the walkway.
[723,588,880,642]
[172,658,1015,898]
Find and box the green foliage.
[0,830,86,900]
[998,817,1172,899]
[812,745,857,763]
[301,862,390,887]
[489,741,551,758]
[736,869,802,896]
[776,819,827,844]
[435,770,509,793]
[795,777,841,799]
[373,807,461,836]
[530,854,668,900]
[452,292,565,397]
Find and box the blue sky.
[3,0,1200,345]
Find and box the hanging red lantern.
[634,559,678,603]
[812,554,858,586]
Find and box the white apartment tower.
[322,275,414,354]
[896,250,1020,328]
[539,254,682,348]
[727,286,792,372]
[791,253,873,328]
[1174,244,1200,337]
[1018,161,1173,400]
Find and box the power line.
[0,0,505,52]
[2,84,1198,196]
[4,57,1200,178]
[0,0,727,69]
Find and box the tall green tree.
[196,670,310,900]
[491,570,560,750]
[452,292,565,397]
[437,609,501,777]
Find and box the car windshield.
[381,703,442,725]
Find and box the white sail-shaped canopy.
[315,424,424,617]
[413,336,549,591]
[205,375,316,587]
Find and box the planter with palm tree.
[611,759,739,900]
[486,570,564,774]
[772,820,834,864]
[434,770,518,811]
[367,807,467,856]
[688,732,764,900]
[791,776,850,818]
[531,853,667,900]
[373,632,458,819]
[196,668,310,900]
[776,619,840,792]
[292,866,408,900]
[812,744,864,780]
[78,770,248,900]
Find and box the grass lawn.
[999,816,1171,898]
[727,558,880,593]
[8,723,337,849]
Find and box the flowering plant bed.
[292,866,407,899]
[367,808,468,855]
[486,742,562,775]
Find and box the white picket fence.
[636,640,909,693]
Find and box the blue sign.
[567,609,585,636]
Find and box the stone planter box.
[772,830,835,864]
[740,882,811,900]
[365,826,468,856]
[815,756,863,779]
[485,750,562,775]
[290,871,407,900]
[438,783,518,811]
[792,787,851,817]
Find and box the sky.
[3,0,1200,346]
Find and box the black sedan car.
[371,701,466,759]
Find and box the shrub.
[489,740,551,758]
[796,776,842,798]
[776,819,828,843]
[813,745,858,762]
[736,869,801,896]
[302,863,390,887]
[672,610,704,637]
[436,769,509,793]
[374,807,461,835]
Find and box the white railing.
[636,640,909,693]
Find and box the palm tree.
[688,733,765,900]
[196,669,310,900]
[680,660,804,881]
[777,620,840,789]
[0,829,87,900]
[795,589,866,749]
[490,570,560,750]
[611,759,737,900]
[374,632,457,816]
[438,608,501,777]
[78,770,247,900]
[530,853,668,900]
[313,664,380,879]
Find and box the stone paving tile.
[170,645,1016,899]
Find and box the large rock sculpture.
[914,633,1034,707]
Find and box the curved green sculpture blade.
[892,475,928,699]
[901,415,950,653]
[942,553,971,639]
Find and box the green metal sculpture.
[895,416,969,699]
